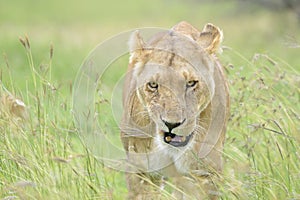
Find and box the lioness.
[121,21,229,199]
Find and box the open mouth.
[163,131,194,147]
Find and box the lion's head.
[122,22,224,149]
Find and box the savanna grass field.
[0,0,299,199]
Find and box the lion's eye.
[147,81,158,90]
[186,80,198,88]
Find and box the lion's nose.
[162,119,186,132]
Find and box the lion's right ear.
[128,30,146,64]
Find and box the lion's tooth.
[181,136,186,142]
[165,136,172,142]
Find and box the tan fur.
[121,22,229,199]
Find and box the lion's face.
[135,57,211,147]
[124,22,224,148]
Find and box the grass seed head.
[19,37,27,48]
[1,94,28,120]
[19,35,31,50]
[50,43,54,59]
[25,34,30,49]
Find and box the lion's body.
[121,21,229,199]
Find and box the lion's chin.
[162,131,194,147]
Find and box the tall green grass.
[1,33,299,200]
[0,36,127,199]
[219,49,300,199]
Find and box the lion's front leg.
[123,137,163,199]
[171,172,221,200]
[126,172,163,200]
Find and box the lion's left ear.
[172,22,223,54]
[128,30,146,64]
[197,23,223,54]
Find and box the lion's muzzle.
[163,131,194,147]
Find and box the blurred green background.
[1,0,299,89]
